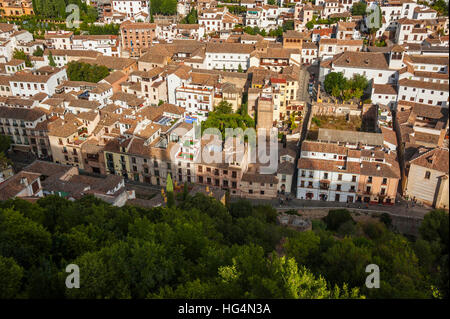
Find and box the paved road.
[229,196,430,219]
[297,65,311,103]
[124,167,430,219]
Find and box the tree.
[351,2,367,16]
[305,21,315,30]
[0,255,24,298]
[237,63,243,73]
[48,51,56,67]
[417,210,449,298]
[431,0,449,16]
[324,72,346,95]
[33,46,44,57]
[13,49,32,67]
[282,20,294,31]
[181,8,198,24]
[0,135,12,154]
[321,238,372,288]
[166,173,175,208]
[323,209,354,231]
[0,208,52,268]
[182,182,189,201]
[0,152,12,171]
[215,100,233,114]
[66,61,110,83]
[0,191,443,299]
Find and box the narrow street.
[229,196,430,219]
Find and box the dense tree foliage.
[415,210,449,298]
[151,0,177,15]
[324,72,368,102]
[283,209,448,298]
[80,22,120,35]
[180,9,198,24]
[305,16,347,29]
[0,195,364,299]
[431,0,449,16]
[201,101,255,139]
[33,46,44,57]
[31,0,97,21]
[323,209,354,231]
[351,2,367,16]
[0,134,12,154]
[0,196,446,299]
[67,61,110,83]
[13,50,32,67]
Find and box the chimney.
[376,165,381,171]
[20,177,28,186]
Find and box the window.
[425,171,431,179]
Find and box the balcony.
[319,180,330,190]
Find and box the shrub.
[323,209,354,231]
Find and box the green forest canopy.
[31,0,97,21]
[0,193,447,299]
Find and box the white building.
[71,35,120,57]
[111,0,150,20]
[175,72,217,121]
[9,66,68,97]
[198,7,241,33]
[397,78,449,108]
[395,18,430,45]
[204,43,254,71]
[319,49,405,85]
